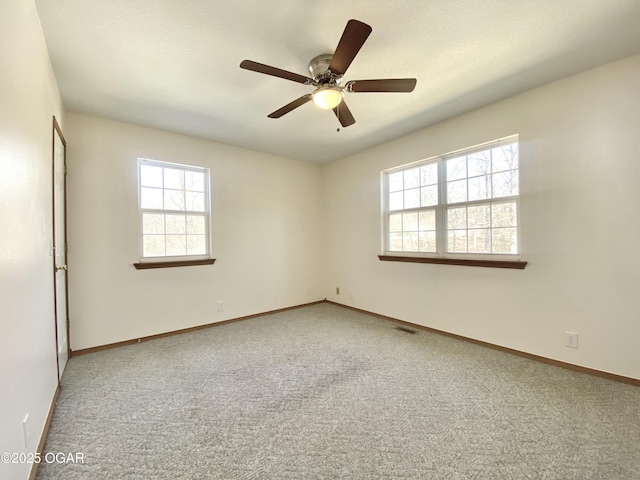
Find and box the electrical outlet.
[306,287,311,296]
[23,414,30,448]
[336,287,340,295]
[565,332,578,349]
[217,301,224,312]
[349,290,354,299]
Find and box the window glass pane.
[383,139,519,258]
[419,231,436,252]
[141,187,163,209]
[187,235,207,255]
[164,168,184,190]
[447,179,467,204]
[420,185,438,207]
[388,172,403,192]
[492,144,518,173]
[389,213,402,232]
[492,202,517,228]
[492,228,518,254]
[492,170,519,198]
[187,215,206,234]
[420,163,438,186]
[446,156,466,181]
[389,233,403,251]
[185,171,205,192]
[467,151,491,177]
[404,167,420,189]
[143,235,165,257]
[468,205,490,228]
[164,189,185,210]
[403,212,419,231]
[404,188,420,209]
[142,213,165,234]
[403,232,419,251]
[447,230,467,253]
[468,229,491,253]
[418,210,435,231]
[166,214,186,234]
[468,175,491,201]
[186,191,205,212]
[140,165,163,188]
[389,191,403,211]
[139,160,210,261]
[447,207,466,230]
[166,235,187,256]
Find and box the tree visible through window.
[138,159,211,261]
[383,137,520,257]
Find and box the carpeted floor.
[36,303,640,479]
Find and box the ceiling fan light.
[312,87,343,109]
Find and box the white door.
[53,118,69,380]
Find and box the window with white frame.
[383,137,520,257]
[138,158,211,261]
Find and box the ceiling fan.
[240,19,417,128]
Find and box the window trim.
[133,258,216,270]
[136,158,213,265]
[378,255,527,269]
[381,136,524,267]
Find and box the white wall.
[322,54,640,380]
[65,114,322,350]
[0,1,65,479]
[2,16,636,480]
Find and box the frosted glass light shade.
[312,87,343,109]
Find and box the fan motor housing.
[309,54,342,84]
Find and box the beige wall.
[0,1,65,479]
[65,114,323,350]
[322,54,640,380]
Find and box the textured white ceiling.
[35,0,640,163]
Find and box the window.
[383,137,520,260]
[137,158,211,263]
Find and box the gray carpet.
[37,303,640,479]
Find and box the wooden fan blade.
[240,60,314,85]
[268,94,312,118]
[347,78,417,93]
[332,101,356,127]
[328,19,372,76]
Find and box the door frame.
[52,115,70,381]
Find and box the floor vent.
[395,326,417,334]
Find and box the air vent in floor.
[395,326,417,334]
